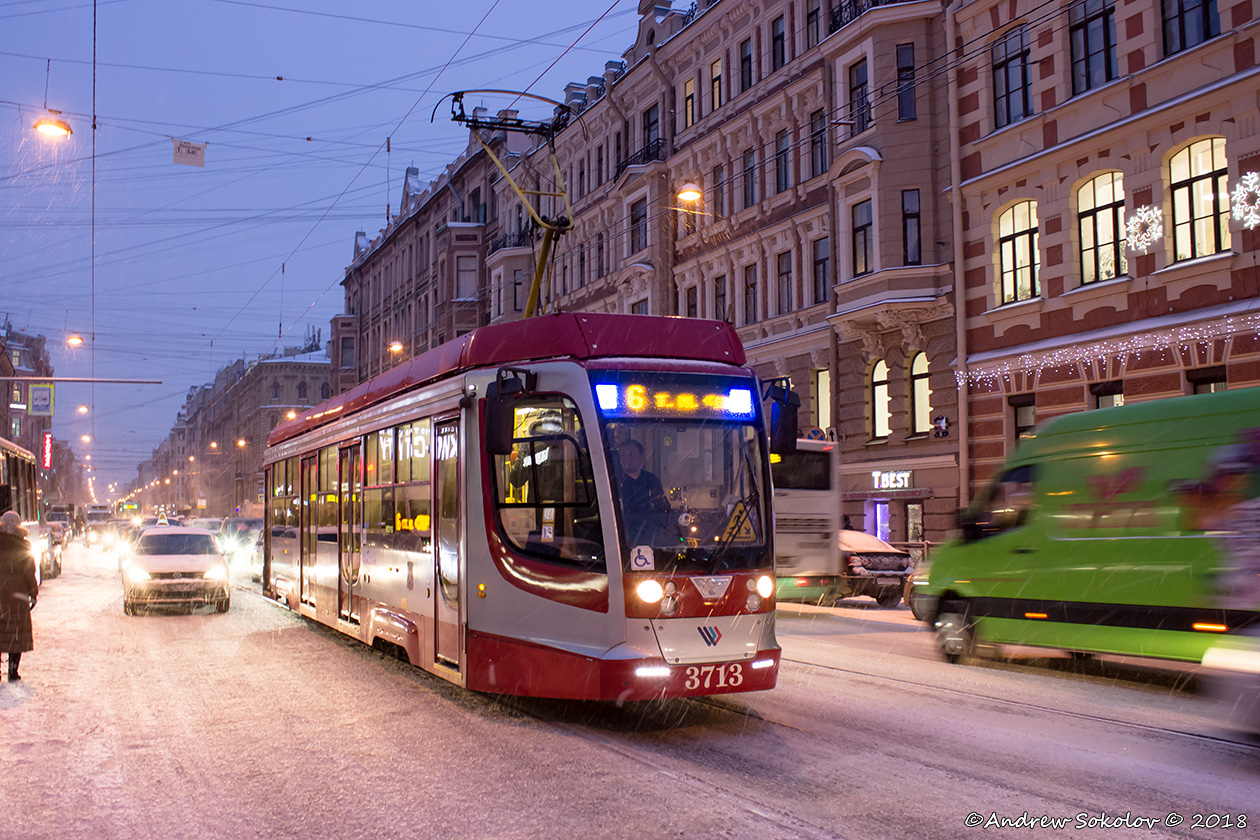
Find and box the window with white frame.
[812,237,830,305]
[776,250,792,314]
[775,129,791,194]
[852,200,874,277]
[630,198,648,253]
[998,200,1040,303]
[711,59,723,109]
[683,79,696,128]
[771,16,787,70]
[814,367,831,429]
[897,44,917,120]
[806,0,822,49]
[849,59,870,136]
[631,299,649,315]
[740,39,754,93]
[743,264,758,324]
[713,275,727,321]
[810,110,828,177]
[871,360,891,439]
[910,352,931,434]
[742,149,757,209]
[685,285,698,318]
[1170,137,1231,262]
[712,163,725,221]
[903,189,921,266]
[992,26,1031,129]
[1078,172,1127,284]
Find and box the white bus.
[771,439,842,604]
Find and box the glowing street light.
[77,404,88,415]
[80,434,91,443]
[67,333,84,347]
[237,439,247,448]
[389,340,404,353]
[677,182,702,202]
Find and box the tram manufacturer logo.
[697,626,723,646]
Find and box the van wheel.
[934,602,974,663]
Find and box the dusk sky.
[1,0,639,493]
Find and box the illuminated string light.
[1126,205,1164,254]
[1231,171,1260,230]
[958,315,1260,387]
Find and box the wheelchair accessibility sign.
[630,545,655,571]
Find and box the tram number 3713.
[684,663,745,690]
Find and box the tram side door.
[300,455,317,606]
[434,419,461,668]
[338,443,362,624]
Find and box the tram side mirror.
[484,367,536,455]
[764,381,799,456]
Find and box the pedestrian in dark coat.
[0,510,38,681]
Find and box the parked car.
[834,530,914,608]
[121,526,230,615]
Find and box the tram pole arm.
[525,225,558,319]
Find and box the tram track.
[774,655,1260,752]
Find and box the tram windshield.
[594,373,770,574]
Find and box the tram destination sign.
[593,374,756,420]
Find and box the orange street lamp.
[34,112,72,137]
[237,439,247,448]
[389,340,404,353]
[80,434,91,443]
[677,182,702,202]
[77,404,89,415]
[67,333,85,347]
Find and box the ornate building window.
[910,352,931,434]
[1170,137,1230,262]
[871,361,891,439]
[1078,172,1127,284]
[998,200,1040,303]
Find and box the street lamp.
[677,182,702,203]
[389,340,404,353]
[80,434,91,443]
[237,439,246,448]
[67,333,84,347]
[77,404,88,415]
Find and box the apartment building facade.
[953,0,1260,495]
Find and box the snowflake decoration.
[1232,171,1260,230]
[1126,205,1164,254]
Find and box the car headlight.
[204,565,228,580]
[124,565,150,582]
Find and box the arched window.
[1170,137,1230,262]
[271,381,280,401]
[871,360,891,439]
[297,381,308,400]
[1078,173,1127,284]
[998,200,1040,304]
[910,353,931,434]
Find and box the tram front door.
[338,443,362,623]
[434,419,461,668]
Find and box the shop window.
[1010,394,1036,440]
[1188,365,1226,394]
[1091,380,1124,408]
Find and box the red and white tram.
[262,313,793,700]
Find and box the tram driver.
[617,439,671,545]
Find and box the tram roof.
[0,435,36,462]
[269,313,748,447]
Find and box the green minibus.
[912,387,1260,664]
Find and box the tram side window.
[491,396,605,570]
[394,482,432,554]
[363,487,394,548]
[964,465,1036,541]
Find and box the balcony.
[830,0,912,33]
[489,229,535,255]
[614,138,667,180]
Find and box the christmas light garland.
[1126,204,1164,254]
[958,314,1260,388]
[1232,171,1260,230]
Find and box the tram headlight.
[755,574,774,599]
[636,579,664,604]
[660,595,679,616]
[746,594,762,611]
